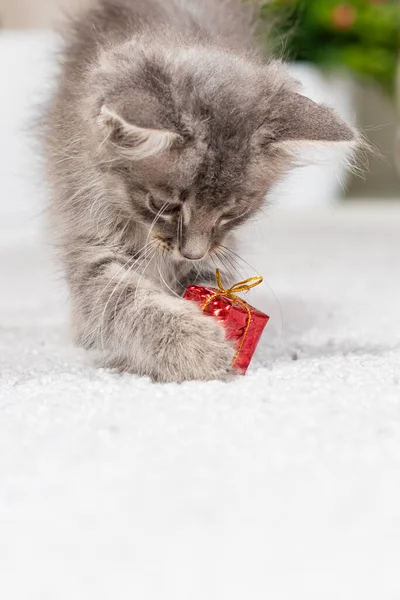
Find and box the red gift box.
[184,270,270,374]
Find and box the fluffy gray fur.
[43,0,356,382]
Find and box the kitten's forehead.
[145,123,255,207]
[97,39,279,133]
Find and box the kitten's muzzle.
[178,232,210,261]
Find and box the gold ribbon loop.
[202,269,263,366]
[215,269,263,297]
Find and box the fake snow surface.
[1,32,400,600]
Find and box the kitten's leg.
[71,255,235,382]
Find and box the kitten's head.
[89,41,356,261]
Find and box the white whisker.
[108,246,158,341]
[84,241,157,343]
[220,246,284,345]
[157,252,182,299]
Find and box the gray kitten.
[44,0,356,382]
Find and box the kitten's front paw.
[155,309,236,383]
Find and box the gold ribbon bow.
[202,269,263,365]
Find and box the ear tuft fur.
[98,105,181,160]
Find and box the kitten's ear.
[98,105,181,160]
[269,93,356,146]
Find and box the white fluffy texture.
[1,32,400,600]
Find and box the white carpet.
[1,32,400,600]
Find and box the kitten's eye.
[147,194,180,216]
[219,207,249,226]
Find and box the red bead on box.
[184,270,270,374]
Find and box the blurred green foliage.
[259,0,400,95]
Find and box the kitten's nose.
[179,233,209,261]
[180,249,206,261]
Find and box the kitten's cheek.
[211,232,225,251]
